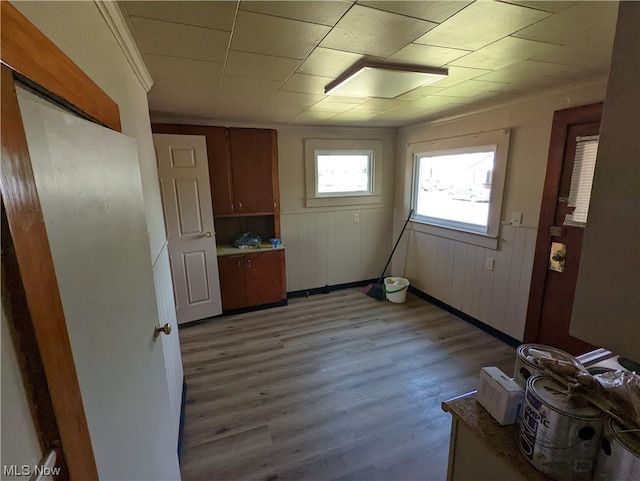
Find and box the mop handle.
[377,209,414,284]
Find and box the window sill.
[305,194,382,208]
[410,219,499,250]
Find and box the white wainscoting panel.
[152,242,184,439]
[282,208,394,292]
[404,224,537,341]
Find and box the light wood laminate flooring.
[179,288,516,481]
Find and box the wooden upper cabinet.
[227,128,276,215]
[207,127,234,215]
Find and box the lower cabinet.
[217,250,286,311]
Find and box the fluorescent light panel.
[325,62,448,99]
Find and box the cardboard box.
[477,366,524,425]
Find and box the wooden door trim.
[524,102,603,343]
[1,65,99,480]
[1,1,121,132]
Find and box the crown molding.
[94,0,154,92]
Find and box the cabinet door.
[244,250,286,307]
[207,127,234,215]
[228,128,275,214]
[217,255,246,310]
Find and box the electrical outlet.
[485,257,495,271]
[353,213,360,224]
[511,212,523,227]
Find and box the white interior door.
[154,134,222,323]
[17,87,181,480]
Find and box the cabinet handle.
[246,259,252,269]
[238,201,243,210]
[237,261,242,270]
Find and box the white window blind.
[564,135,599,227]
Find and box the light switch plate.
[511,212,522,227]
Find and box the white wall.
[277,126,397,291]
[394,82,607,341]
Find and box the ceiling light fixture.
[325,61,448,99]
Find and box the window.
[305,139,383,207]
[564,135,599,227]
[315,150,372,195]
[409,129,510,248]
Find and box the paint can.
[593,417,640,481]
[514,343,582,388]
[519,375,605,481]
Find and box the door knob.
[204,231,213,238]
[154,323,172,338]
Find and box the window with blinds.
[564,135,599,227]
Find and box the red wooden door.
[525,103,603,355]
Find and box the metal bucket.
[593,417,640,481]
[514,343,582,389]
[519,376,605,481]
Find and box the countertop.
[442,391,554,481]
[216,243,285,257]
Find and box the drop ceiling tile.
[430,66,492,88]
[308,100,356,113]
[216,93,271,118]
[499,1,576,13]
[414,1,550,50]
[513,1,618,45]
[219,76,284,97]
[431,79,510,98]
[529,42,614,71]
[225,51,302,81]
[387,43,470,67]
[148,79,217,117]
[230,11,331,60]
[239,1,352,26]
[281,74,335,94]
[124,1,237,31]
[409,95,468,110]
[450,37,560,71]
[394,85,446,101]
[146,54,224,82]
[320,4,437,57]
[292,110,341,123]
[255,103,309,123]
[297,47,374,78]
[476,60,583,83]
[321,95,366,104]
[331,110,386,121]
[483,75,570,95]
[351,99,407,111]
[357,1,472,23]
[270,91,326,106]
[131,17,230,62]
